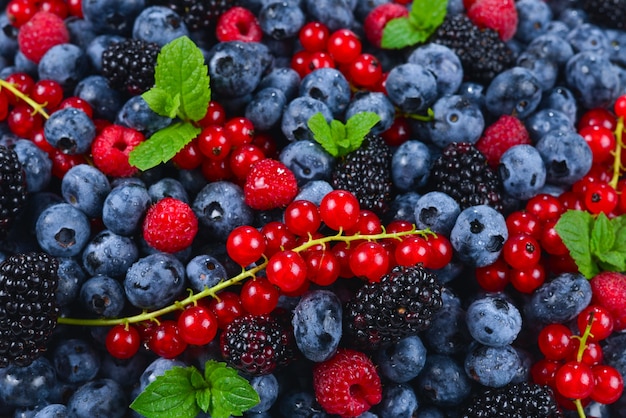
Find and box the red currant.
[306,51,335,74]
[226,225,266,267]
[526,194,563,223]
[105,324,141,359]
[327,29,361,64]
[299,21,329,52]
[58,96,94,118]
[224,117,255,148]
[475,257,510,292]
[319,190,360,231]
[540,218,568,256]
[505,210,542,240]
[284,200,321,237]
[197,125,232,161]
[229,144,265,180]
[591,364,624,404]
[8,103,43,138]
[331,241,354,278]
[579,125,616,164]
[531,357,562,387]
[394,235,431,267]
[425,234,453,270]
[349,53,383,87]
[208,291,243,329]
[555,360,595,400]
[578,107,616,131]
[509,263,545,294]
[173,138,205,170]
[304,249,340,286]
[381,117,411,147]
[266,250,308,292]
[567,339,604,366]
[349,241,390,282]
[240,277,280,316]
[177,305,219,346]
[7,0,37,27]
[198,100,226,128]
[344,209,382,236]
[31,79,64,111]
[148,320,188,359]
[577,305,614,342]
[583,182,618,215]
[502,233,542,270]
[538,323,573,361]
[614,94,626,119]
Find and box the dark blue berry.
[116,95,172,136]
[424,95,485,148]
[525,272,592,324]
[13,139,52,193]
[132,6,189,47]
[74,75,124,121]
[376,384,418,418]
[185,254,228,292]
[247,373,279,413]
[485,67,543,119]
[299,68,351,118]
[38,44,90,93]
[374,335,427,383]
[498,144,547,200]
[345,91,396,135]
[124,252,186,310]
[258,1,305,40]
[565,50,621,109]
[0,357,57,407]
[514,0,553,44]
[66,378,127,418]
[245,87,287,131]
[79,274,126,318]
[36,203,91,258]
[466,295,522,347]
[408,43,463,96]
[385,63,437,114]
[81,0,144,35]
[464,343,521,388]
[535,129,592,187]
[281,96,333,142]
[44,108,96,155]
[61,164,111,218]
[414,354,472,407]
[279,139,334,186]
[101,183,151,236]
[292,290,342,362]
[52,338,101,384]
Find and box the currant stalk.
[0,78,50,119]
[570,311,595,418]
[610,115,624,190]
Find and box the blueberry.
[82,0,144,35]
[281,96,333,142]
[52,339,101,384]
[185,254,228,292]
[147,177,189,203]
[391,140,432,192]
[457,81,486,110]
[66,379,126,418]
[498,144,547,200]
[124,252,186,310]
[245,87,287,131]
[102,183,151,236]
[385,63,438,114]
[449,205,508,268]
[464,343,521,388]
[278,389,330,418]
[606,28,626,66]
[43,108,96,155]
[293,180,334,206]
[511,347,533,384]
[53,258,85,308]
[36,203,91,257]
[525,108,575,143]
[279,139,335,186]
[525,33,574,66]
[345,91,396,135]
[384,191,421,224]
[292,290,342,362]
[258,67,301,101]
[414,354,472,407]
[514,0,553,44]
[422,288,471,355]
[376,384,418,418]
[516,52,558,91]
[99,352,150,389]
[116,95,172,136]
[258,1,305,40]
[32,404,68,418]
[208,41,271,98]
[0,357,57,407]
[14,50,37,78]
[558,7,589,29]
[247,374,279,413]
[415,406,446,418]
[138,357,186,392]
[485,67,543,119]
[466,295,522,347]
[86,34,125,71]
[81,230,138,278]
[525,272,592,324]
[79,274,126,318]
[0,13,18,61]
[12,139,52,193]
[408,43,463,96]
[61,164,111,218]
[566,23,611,54]
[132,6,189,47]
[74,75,124,121]
[38,43,90,94]
[424,95,485,148]
[375,335,426,383]
[299,68,351,118]
[535,129,592,187]
[413,191,460,236]
[303,0,354,32]
[565,50,621,109]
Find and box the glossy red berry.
[8,103,43,138]
[303,250,340,286]
[260,221,297,258]
[577,305,614,342]
[349,53,383,87]
[208,291,244,329]
[502,233,542,270]
[578,107,616,131]
[148,320,188,359]
[525,194,563,223]
[591,364,624,404]
[173,138,205,170]
[475,257,510,292]
[266,250,308,292]
[7,0,38,27]
[229,144,265,180]
[505,210,542,240]
[555,360,595,400]
[583,182,618,215]
[327,29,361,64]
[540,218,569,256]
[531,357,562,387]
[224,117,255,147]
[31,79,63,111]
[299,21,329,52]
[240,277,280,316]
[226,225,266,267]
[349,241,390,282]
[177,305,219,346]
[105,324,141,359]
[198,100,227,128]
[284,200,321,237]
[319,190,360,232]
[197,125,232,161]
[425,233,454,270]
[538,324,573,361]
[614,94,626,119]
[344,209,382,236]
[509,263,545,294]
[394,235,431,267]
[579,125,616,164]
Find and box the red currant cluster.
[531,305,624,413]
[6,0,81,27]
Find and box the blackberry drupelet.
[0,252,59,367]
[101,39,161,95]
[583,0,626,30]
[461,382,563,417]
[331,134,393,216]
[344,264,443,351]
[220,311,296,376]
[145,0,239,31]
[428,142,504,212]
[429,13,515,85]
[0,145,27,238]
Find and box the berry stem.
[610,116,624,190]
[575,310,595,363]
[0,79,50,119]
[57,227,432,327]
[573,398,587,418]
[396,107,435,122]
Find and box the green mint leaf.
[597,250,626,272]
[330,119,347,155]
[346,111,380,150]
[196,388,212,413]
[141,87,180,119]
[613,224,626,252]
[554,210,598,279]
[190,367,208,390]
[205,361,259,418]
[308,112,338,157]
[150,35,211,122]
[381,0,447,49]
[130,367,200,418]
[381,17,425,49]
[409,0,448,32]
[591,212,615,255]
[129,121,201,171]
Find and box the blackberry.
[146,0,239,31]
[220,311,296,376]
[0,145,26,238]
[461,382,563,417]
[583,0,626,30]
[344,264,443,351]
[101,39,161,95]
[0,252,59,367]
[331,134,393,216]
[427,142,504,212]
[429,13,515,85]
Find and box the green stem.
[575,310,595,363]
[0,79,50,119]
[396,107,435,122]
[573,398,587,418]
[610,116,624,190]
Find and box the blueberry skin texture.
[99,351,150,389]
[293,180,334,206]
[148,177,189,204]
[514,0,553,44]
[208,41,271,98]
[82,0,144,35]
[464,343,521,388]
[80,274,126,318]
[33,404,68,418]
[408,43,463,96]
[376,384,418,418]
[375,335,427,383]
[565,50,622,109]
[516,52,558,91]
[132,6,189,47]
[299,68,351,118]
[82,230,138,278]
[102,183,151,236]
[414,354,472,407]
[124,252,186,310]
[116,95,172,136]
[385,63,438,114]
[245,87,287,131]
[304,0,354,32]
[259,1,305,40]
[345,91,396,135]
[392,140,433,192]
[385,191,421,224]
[258,67,301,101]
[279,139,335,186]
[566,23,611,54]
[425,95,485,148]
[13,139,52,193]
[36,203,91,257]
[38,43,90,93]
[247,373,279,413]
[524,108,575,143]
[539,86,578,124]
[56,257,86,307]
[86,34,125,71]
[413,191,460,236]
[423,288,471,355]
[44,108,96,155]
[74,75,124,121]
[53,338,101,384]
[449,205,508,268]
[185,254,228,292]
[67,378,127,418]
[526,272,592,324]
[535,129,592,187]
[0,357,57,407]
[292,290,342,362]
[525,33,574,67]
[498,144,547,200]
[466,295,522,347]
[485,66,543,119]
[281,96,333,142]
[62,164,111,218]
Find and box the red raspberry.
[590,271,626,331]
[467,0,518,41]
[243,158,298,210]
[91,125,144,178]
[143,197,199,254]
[363,3,409,48]
[17,11,69,63]
[475,114,531,167]
[313,348,382,417]
[215,6,262,43]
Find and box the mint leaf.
[409,0,448,32]
[150,36,211,122]
[613,224,626,252]
[307,112,337,156]
[381,17,426,49]
[142,87,180,119]
[381,0,447,49]
[129,122,201,171]
[130,367,200,418]
[346,111,380,149]
[308,112,380,158]
[597,250,626,272]
[196,388,212,413]
[205,361,259,418]
[555,210,598,279]
[591,212,614,255]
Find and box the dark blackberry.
[427,142,504,212]
[145,0,239,31]
[0,252,59,367]
[461,382,563,417]
[331,134,393,216]
[101,39,161,95]
[220,311,296,376]
[0,145,27,239]
[343,264,443,351]
[583,0,626,30]
[429,13,515,85]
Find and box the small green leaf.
[129,121,201,171]
[141,87,179,119]
[130,367,200,418]
[591,212,615,255]
[196,388,212,413]
[308,112,338,156]
[205,360,259,418]
[381,17,426,49]
[613,225,626,253]
[190,367,208,390]
[555,210,598,279]
[346,111,380,150]
[409,0,448,32]
[330,119,346,149]
[381,0,447,49]
[597,250,626,272]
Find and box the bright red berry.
[475,257,510,292]
[327,29,361,64]
[6,0,38,27]
[243,158,298,210]
[591,364,624,404]
[240,277,280,316]
[349,53,383,88]
[229,144,265,180]
[91,124,144,177]
[614,94,626,119]
[209,291,244,329]
[466,0,518,41]
[303,250,340,286]
[349,241,390,283]
[197,125,232,161]
[363,3,409,48]
[502,233,542,270]
[215,6,262,43]
[147,320,188,359]
[319,190,360,232]
[226,225,266,266]
[538,323,573,361]
[105,324,141,359]
[143,197,199,254]
[590,271,626,331]
[17,11,69,63]
[394,235,431,267]
[284,200,321,237]
[177,305,219,346]
[475,114,531,167]
[509,263,545,293]
[583,182,618,214]
[299,21,329,52]
[579,125,616,164]
[260,221,297,258]
[577,305,614,342]
[555,360,595,400]
[266,249,308,293]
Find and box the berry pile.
[1,0,626,417]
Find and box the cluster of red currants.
[6,0,81,27]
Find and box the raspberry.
[143,197,199,253]
[17,11,69,63]
[215,6,262,42]
[475,114,531,167]
[363,3,409,48]
[590,271,626,331]
[243,158,298,210]
[91,125,145,178]
[313,348,382,417]
[467,0,518,41]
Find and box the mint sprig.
[128,35,211,171]
[381,0,448,50]
[555,210,626,278]
[307,111,381,158]
[130,360,259,418]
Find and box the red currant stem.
[57,227,433,327]
[573,398,587,418]
[396,107,435,122]
[0,79,50,119]
[610,116,624,190]
[573,310,595,363]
